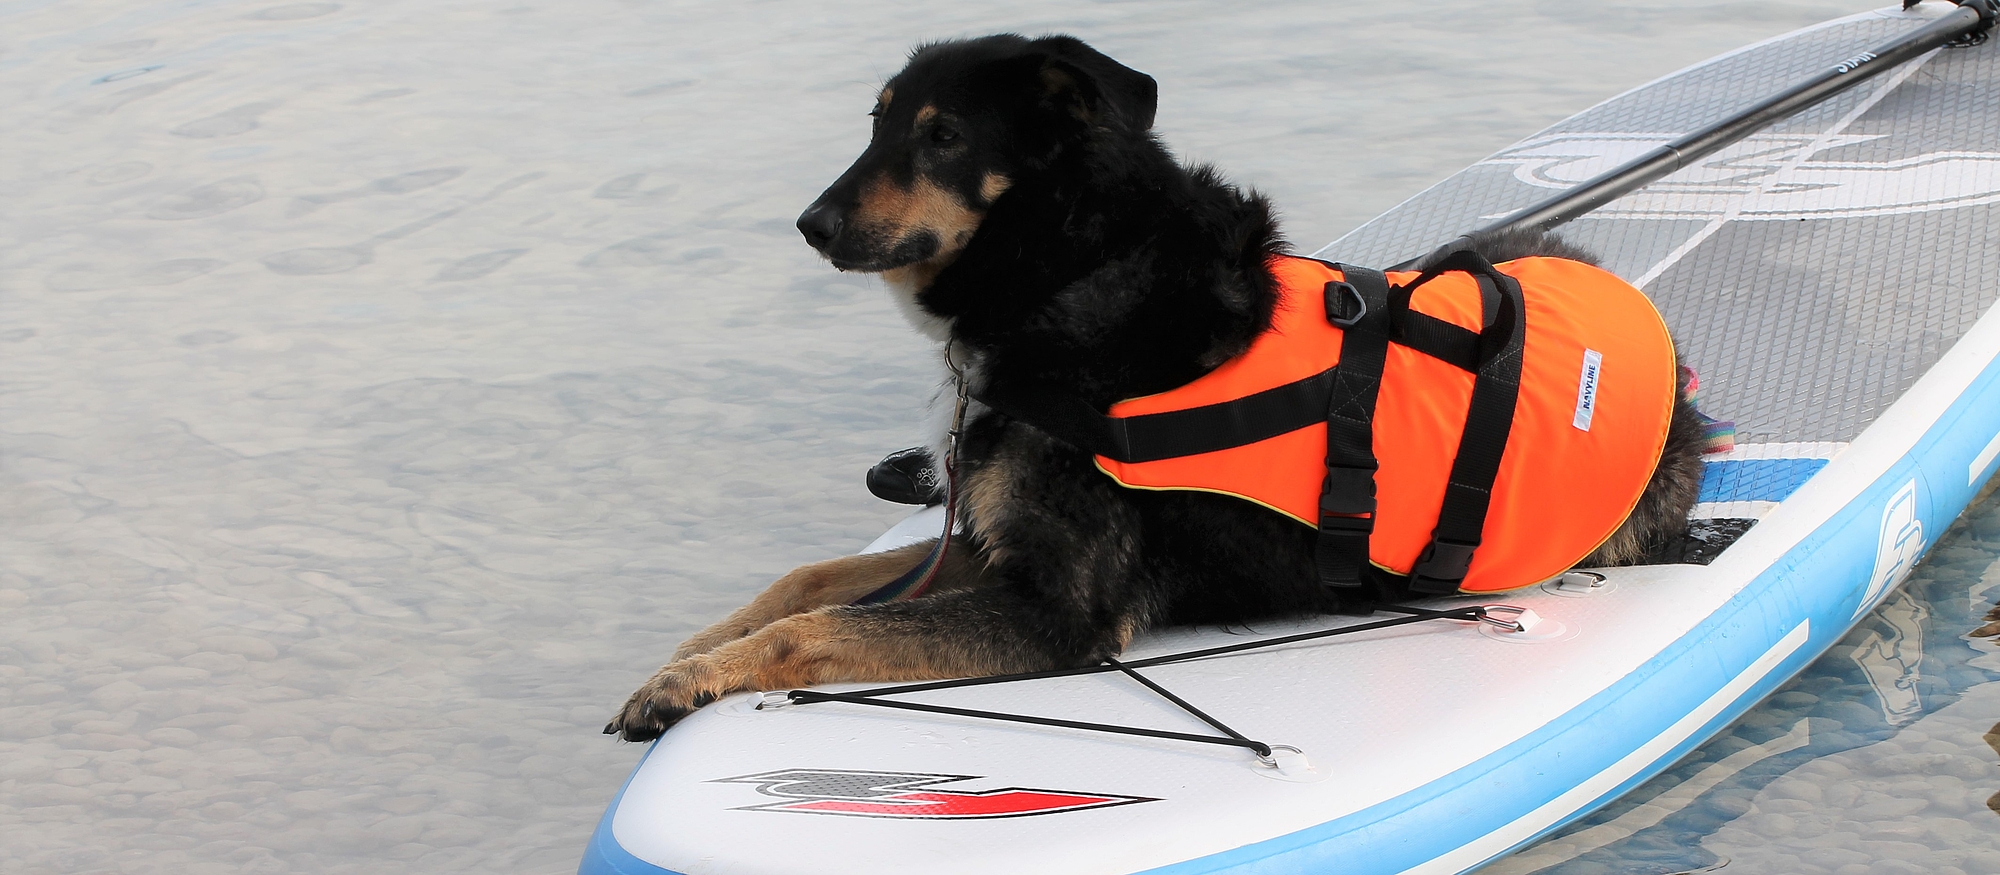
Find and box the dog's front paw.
[604,658,728,742]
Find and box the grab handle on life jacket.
[1396,249,1509,330]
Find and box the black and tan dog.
[608,34,1706,742]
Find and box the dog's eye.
[931,126,959,144]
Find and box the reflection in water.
[1499,491,2000,874]
[1853,594,1930,726]
[1988,724,2000,816]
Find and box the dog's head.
[796,35,1156,284]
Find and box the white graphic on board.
[1855,478,1926,620]
[1971,427,2000,486]
[1481,133,2000,220]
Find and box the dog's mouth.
[819,230,943,274]
[826,254,883,272]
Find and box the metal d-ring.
[1257,744,1305,768]
[1561,570,1607,588]
[1475,604,1534,633]
[1324,280,1367,327]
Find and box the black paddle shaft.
[1396,0,1996,269]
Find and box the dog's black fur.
[609,34,1706,742]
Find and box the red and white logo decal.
[714,769,1155,819]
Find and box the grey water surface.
[4,1,1995,873]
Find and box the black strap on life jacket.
[1397,251,1528,594]
[972,253,1525,595]
[1313,264,1391,587]
[974,323,1481,466]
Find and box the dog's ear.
[1028,36,1157,133]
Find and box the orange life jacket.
[980,253,1677,594]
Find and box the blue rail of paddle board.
[580,743,668,874]
[577,352,2000,875]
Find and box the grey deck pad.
[1315,9,2000,447]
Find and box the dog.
[608,34,1706,742]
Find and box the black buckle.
[1408,538,1478,593]
[1319,465,1376,517]
[1315,511,1372,589]
[1324,281,1367,327]
[1317,511,1373,536]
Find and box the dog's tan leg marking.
[1112,615,1139,652]
[959,455,1018,566]
[670,541,943,661]
[619,606,1012,737]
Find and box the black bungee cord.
[769,603,1529,762]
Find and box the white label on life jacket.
[1572,349,1603,431]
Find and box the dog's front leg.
[669,540,978,661]
[608,581,1119,742]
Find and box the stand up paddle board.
[581,3,2000,873]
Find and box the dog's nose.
[796,203,844,249]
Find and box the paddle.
[1395,0,1996,269]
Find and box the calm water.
[3,1,1993,873]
